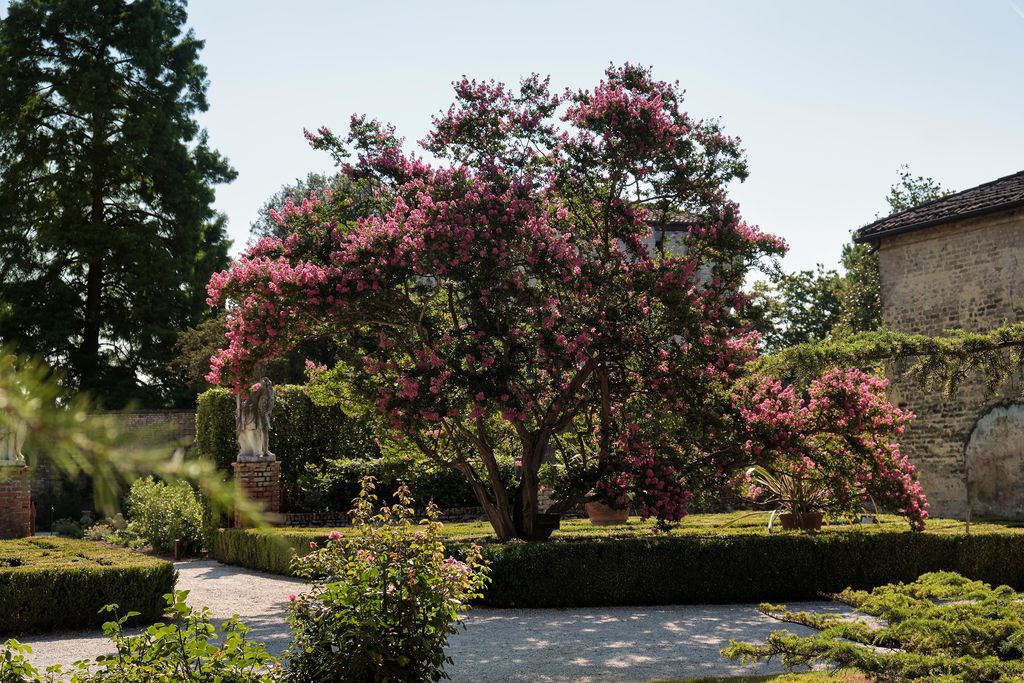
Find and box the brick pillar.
[232,460,281,528]
[0,466,32,539]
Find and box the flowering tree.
[208,65,809,540]
[734,368,928,530]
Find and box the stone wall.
[876,206,1024,518]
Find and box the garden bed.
[210,513,1024,607]
[0,537,176,633]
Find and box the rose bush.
[286,477,488,682]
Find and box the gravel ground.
[20,559,304,670]
[20,559,842,681]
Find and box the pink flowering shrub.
[732,368,928,530]
[205,64,787,540]
[286,477,488,682]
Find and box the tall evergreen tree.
[0,0,234,407]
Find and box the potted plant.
[585,498,630,526]
[744,465,830,531]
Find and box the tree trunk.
[80,177,105,389]
[455,461,516,542]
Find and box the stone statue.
[0,417,27,467]
[236,378,275,462]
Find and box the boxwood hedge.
[0,537,176,633]
[210,522,1024,607]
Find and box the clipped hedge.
[0,537,176,633]
[210,525,1024,608]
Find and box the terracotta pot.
[778,511,824,531]
[586,501,630,526]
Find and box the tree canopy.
[205,65,926,540]
[0,0,234,407]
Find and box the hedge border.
[211,527,1024,607]
[0,537,176,634]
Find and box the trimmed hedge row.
[0,537,176,633]
[210,527,1024,607]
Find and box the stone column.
[0,466,33,539]
[232,460,281,528]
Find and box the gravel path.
[20,559,304,669]
[20,559,841,681]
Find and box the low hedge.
[0,537,176,633]
[210,519,1024,607]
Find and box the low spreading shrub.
[211,518,1024,608]
[126,476,203,554]
[723,571,1024,681]
[0,591,281,682]
[286,477,488,682]
[0,538,175,633]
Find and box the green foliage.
[126,477,204,554]
[746,265,843,354]
[299,456,517,512]
[51,518,84,539]
[723,571,1024,682]
[1,349,264,544]
[286,477,488,683]
[882,164,952,215]
[0,0,235,408]
[0,537,175,634]
[832,242,882,337]
[751,323,1024,394]
[249,171,376,240]
[195,386,380,502]
[831,165,952,339]
[210,516,1024,608]
[0,591,280,682]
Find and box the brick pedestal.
[232,460,281,528]
[0,466,32,539]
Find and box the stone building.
[854,170,1024,518]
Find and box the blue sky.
[9,1,1024,273]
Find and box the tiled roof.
[854,170,1024,244]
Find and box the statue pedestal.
[232,461,281,528]
[0,466,32,539]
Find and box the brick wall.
[0,467,33,539]
[877,206,1024,518]
[97,410,196,449]
[232,461,281,527]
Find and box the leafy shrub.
[0,537,175,633]
[298,456,517,511]
[212,525,1024,608]
[286,478,488,682]
[126,476,203,554]
[723,571,1024,681]
[51,517,83,538]
[0,591,280,682]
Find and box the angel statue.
[236,378,276,462]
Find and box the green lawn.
[274,510,1015,543]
